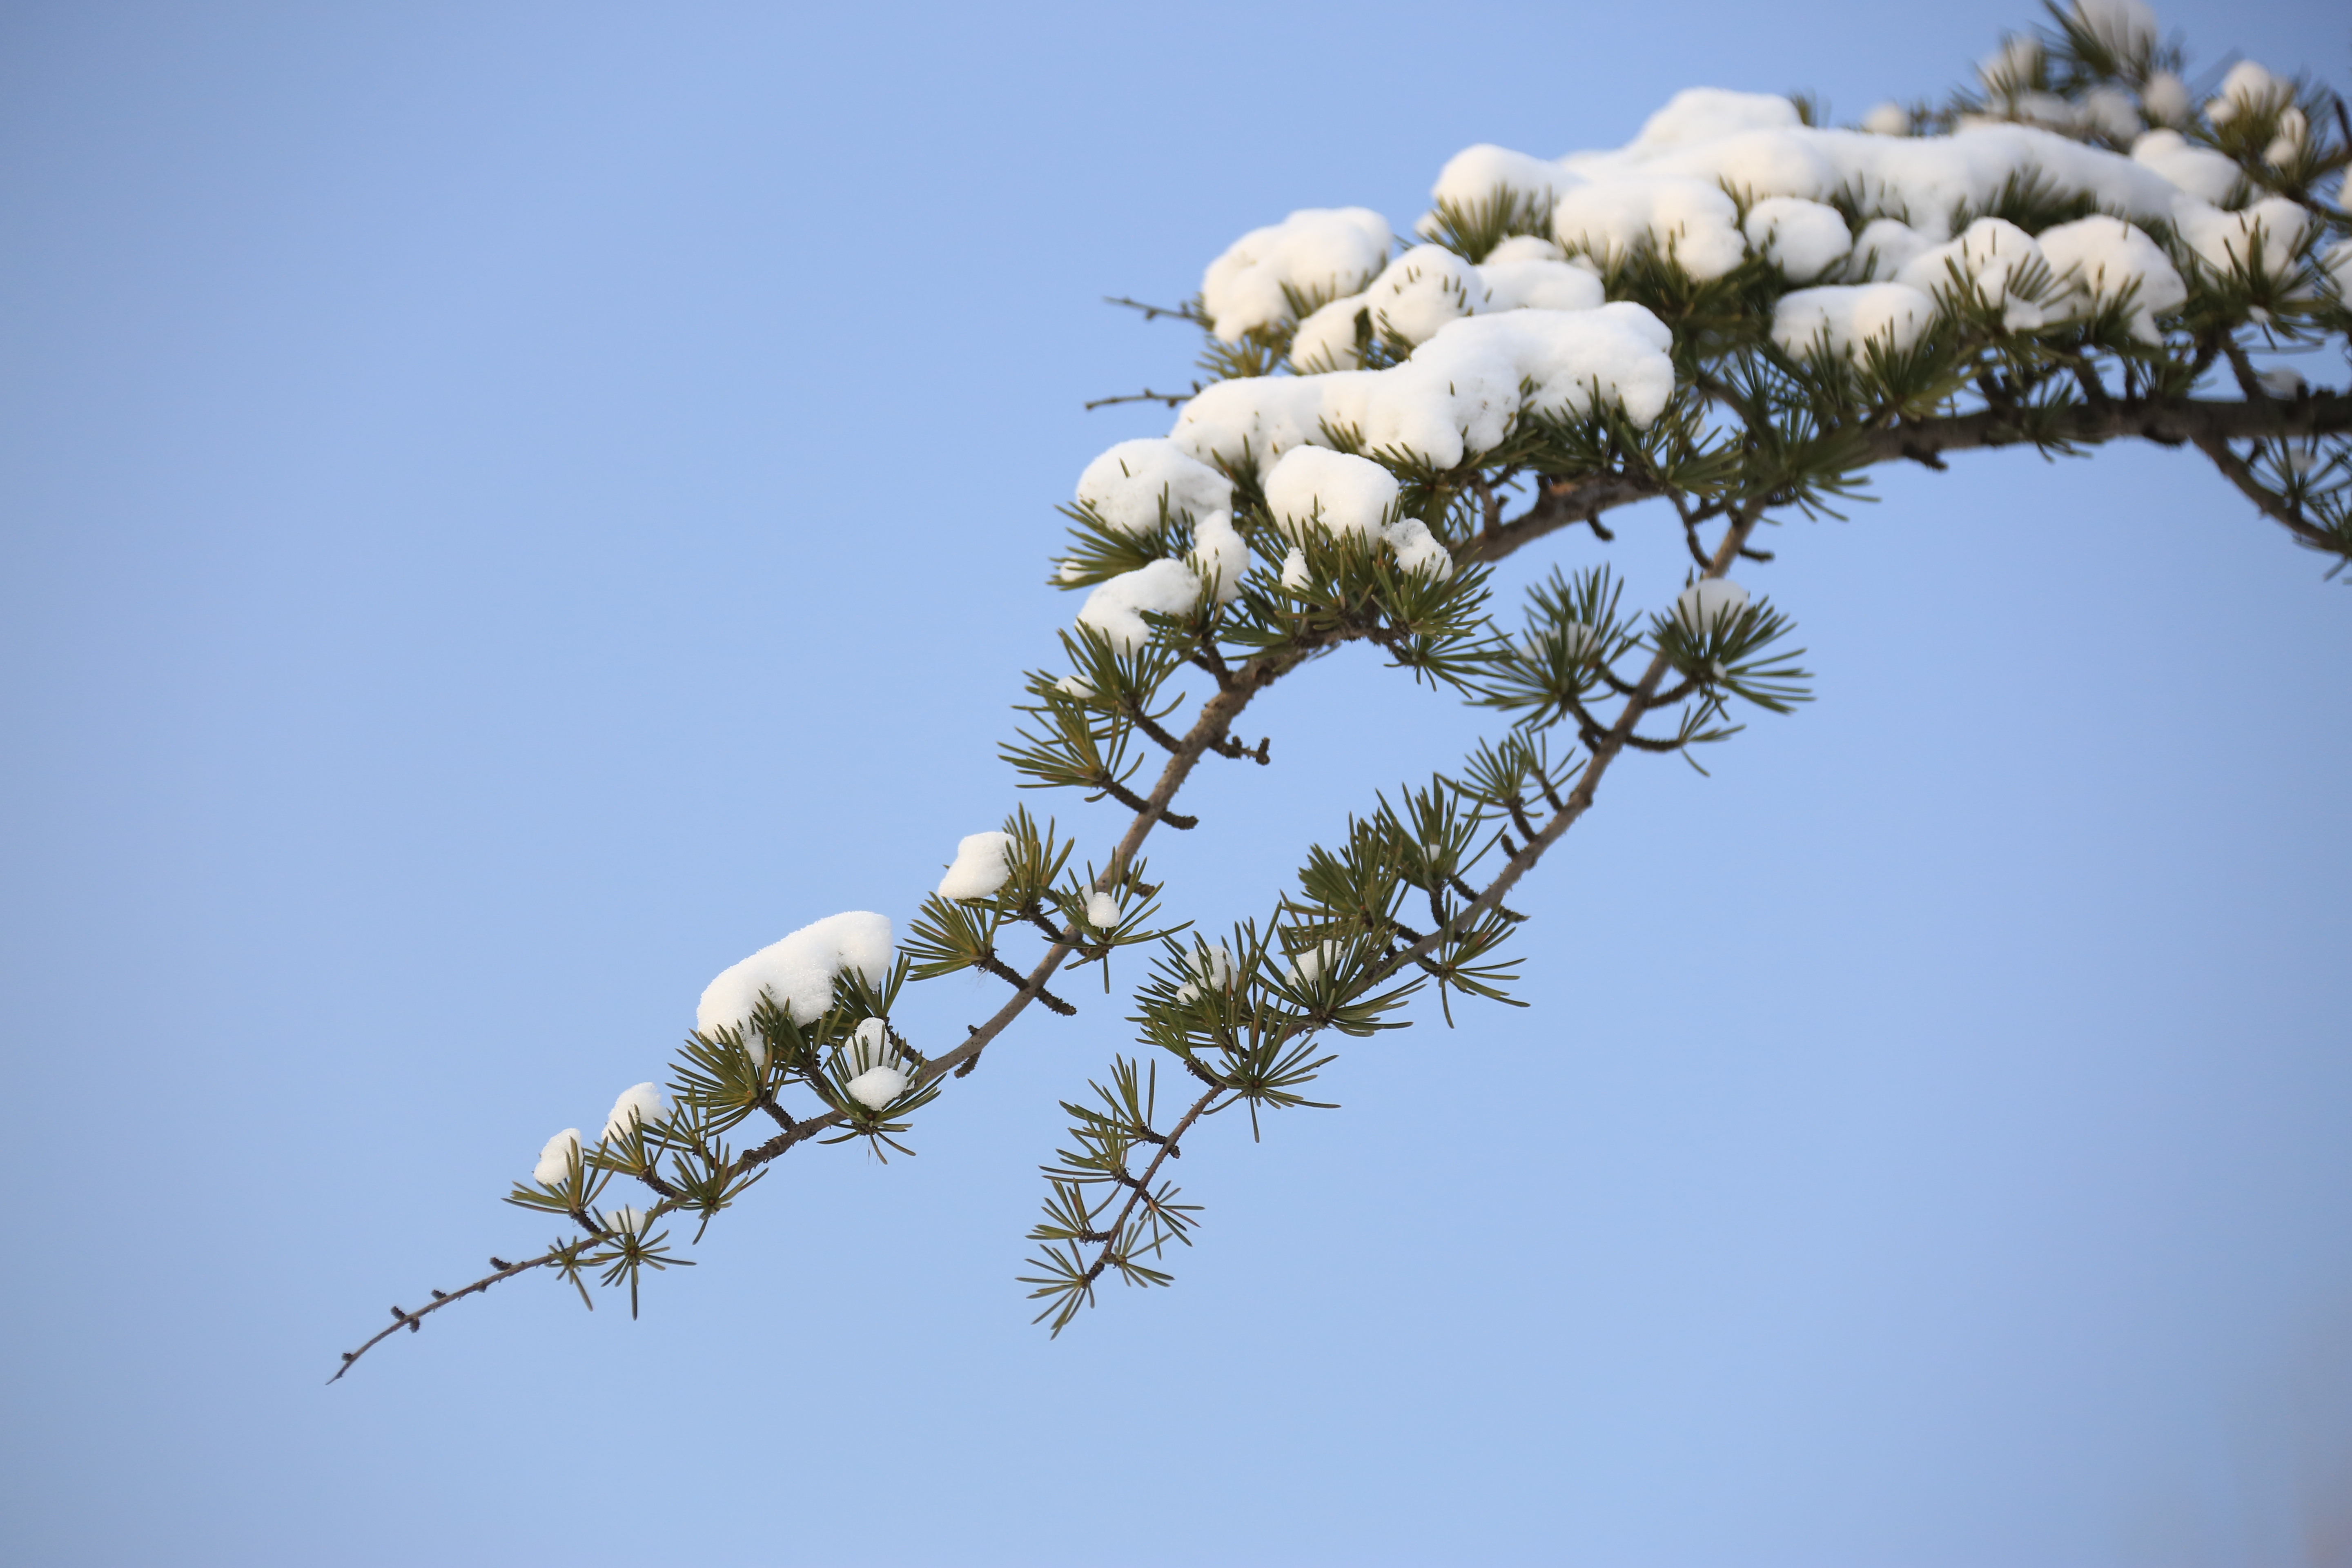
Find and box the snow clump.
[1176,303,1676,477]
[1263,447,1451,577]
[1860,102,1911,137]
[1894,217,2060,330]
[842,1016,907,1111]
[2206,61,2288,125]
[1076,439,1232,537]
[533,1128,581,1185]
[1288,940,1341,987]
[1201,208,1391,342]
[697,911,894,1068]
[603,1205,648,1234]
[1743,197,1854,278]
[1361,244,1491,346]
[1084,889,1121,929]
[1676,579,1751,634]
[2034,215,2187,340]
[2140,71,2191,125]
[1553,176,1747,279]
[603,1082,667,1141]
[1173,942,1236,1003]
[938,830,1014,901]
[2129,129,2241,204]
[1842,218,1937,281]
[1289,235,1604,372]
[1078,559,1203,652]
[1070,439,1248,651]
[1771,283,1938,359]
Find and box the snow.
[2036,215,2187,340]
[1189,510,1250,604]
[1744,197,1854,279]
[603,1082,667,1142]
[840,1017,906,1112]
[1771,283,1938,360]
[1478,255,1606,312]
[1174,303,1677,477]
[1072,488,1247,652]
[603,1205,647,1234]
[1843,218,1936,282]
[1980,35,2042,95]
[1363,244,1490,347]
[1265,445,1397,539]
[1280,546,1311,591]
[2255,368,2305,399]
[938,830,1014,901]
[845,1015,896,1074]
[1289,940,1340,987]
[1627,87,1801,149]
[1421,92,2299,272]
[1290,293,1370,372]
[1263,447,1450,577]
[1430,143,1581,213]
[1078,556,1205,652]
[534,1128,581,1185]
[1076,439,1234,536]
[1084,889,1121,928]
[1290,238,1604,372]
[2207,61,2286,125]
[1895,217,2060,331]
[2265,109,2308,170]
[846,1065,907,1111]
[1553,176,1746,280]
[697,911,894,1038]
[2172,197,2310,279]
[1057,674,1094,697]
[1173,940,1236,1003]
[1676,578,1751,634]
[2140,72,2191,126]
[840,1018,907,1109]
[2131,130,2240,205]
[1860,103,1910,138]
[2080,86,2143,143]
[1201,208,1392,342]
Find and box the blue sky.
[2,2,2348,1563]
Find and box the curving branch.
[334,379,2345,1379]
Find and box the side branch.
[1071,1085,1224,1285]
[1394,504,1768,973]
[328,1250,566,1383]
[2191,434,2343,553]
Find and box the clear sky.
[2,2,2348,1564]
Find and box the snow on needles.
[1417,84,2310,298]
[1046,76,2331,750]
[697,911,894,1058]
[1076,440,1232,537]
[1070,438,1250,652]
[1676,578,1751,633]
[842,1016,906,1111]
[938,831,1014,901]
[1263,448,1452,577]
[1201,209,1391,342]
[603,1082,667,1141]
[534,1128,581,1185]
[1172,303,1676,478]
[1290,237,1604,372]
